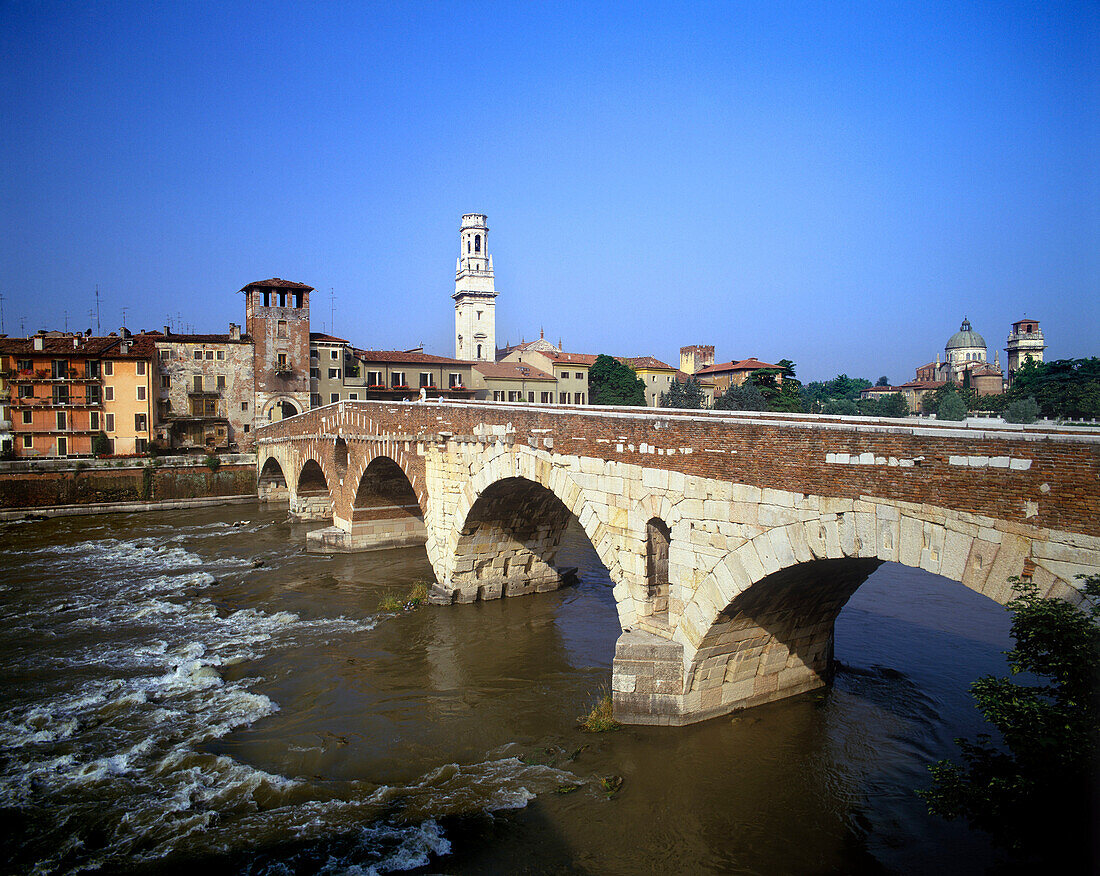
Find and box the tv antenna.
[330,287,335,335]
[94,285,102,334]
[121,306,128,329]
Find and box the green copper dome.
[945,318,986,351]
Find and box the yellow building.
[102,334,156,454]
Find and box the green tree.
[872,392,909,418]
[589,354,646,406]
[921,576,1100,864]
[821,398,858,416]
[713,381,768,411]
[876,375,890,387]
[937,392,968,421]
[660,375,705,410]
[1007,357,1100,420]
[922,382,976,415]
[1003,396,1040,424]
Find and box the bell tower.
[453,213,496,362]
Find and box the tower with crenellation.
[453,213,497,362]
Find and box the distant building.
[627,357,680,407]
[472,360,557,402]
[928,318,1004,396]
[695,357,785,396]
[102,333,157,454]
[454,213,497,362]
[243,278,313,422]
[1005,318,1045,386]
[679,345,714,376]
[354,349,476,401]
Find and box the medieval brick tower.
[242,278,313,423]
[453,213,497,362]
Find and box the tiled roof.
[354,349,470,366]
[625,356,676,371]
[696,357,783,375]
[0,336,119,357]
[155,333,250,344]
[899,379,947,389]
[102,336,159,358]
[310,332,350,344]
[239,278,315,291]
[473,361,556,381]
[675,370,714,385]
[543,351,598,366]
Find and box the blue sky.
[2,1,1096,383]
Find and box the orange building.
[101,334,157,454]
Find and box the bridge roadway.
[256,400,1100,725]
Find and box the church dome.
[945,318,986,351]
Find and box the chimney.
[120,327,131,339]
[73,336,79,349]
[229,323,241,341]
[164,325,171,336]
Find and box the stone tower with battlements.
[453,213,497,362]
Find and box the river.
[0,502,1018,874]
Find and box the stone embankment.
[0,454,257,519]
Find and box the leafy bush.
[1003,396,1040,424]
[577,689,620,733]
[937,393,968,421]
[204,453,221,472]
[713,382,769,411]
[91,432,110,456]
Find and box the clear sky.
[1,1,1096,383]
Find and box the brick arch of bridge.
[668,503,1089,723]
[439,445,642,628]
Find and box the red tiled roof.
[102,336,159,358]
[0,336,120,357]
[354,349,470,366]
[155,333,250,344]
[674,370,714,385]
[696,357,783,375]
[473,361,556,381]
[543,351,598,366]
[625,356,676,371]
[899,379,947,389]
[239,278,315,291]
[310,332,350,344]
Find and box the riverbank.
[0,453,257,514]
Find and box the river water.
[0,502,1020,874]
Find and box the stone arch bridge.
[256,400,1100,725]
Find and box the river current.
[1,502,1019,874]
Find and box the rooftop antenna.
[20,317,26,337]
[94,285,102,334]
[121,305,128,329]
[88,308,96,334]
[330,287,335,335]
[63,310,69,332]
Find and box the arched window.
[467,240,471,253]
[477,344,483,359]
[474,234,481,253]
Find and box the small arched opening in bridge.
[645,518,671,628]
[350,456,427,550]
[449,477,587,603]
[257,456,289,504]
[334,437,349,482]
[293,458,332,520]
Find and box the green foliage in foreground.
[1007,357,1100,420]
[577,689,620,732]
[377,580,430,612]
[659,375,706,410]
[589,354,646,406]
[920,575,1100,862]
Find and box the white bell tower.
[453,213,496,362]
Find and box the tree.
[1006,357,1100,420]
[589,354,646,406]
[1003,396,1039,424]
[821,398,858,415]
[876,375,890,387]
[872,392,909,418]
[920,576,1100,865]
[937,392,968,421]
[922,382,975,416]
[660,375,705,410]
[713,381,768,411]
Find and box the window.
[559,392,569,404]
[53,385,69,404]
[135,413,147,432]
[311,393,322,407]
[17,359,31,372]
[135,439,147,453]
[331,350,339,360]
[576,372,584,380]
[161,376,170,389]
[104,386,114,402]
[348,393,357,400]
[328,368,339,379]
[216,351,225,360]
[57,436,67,456]
[137,385,146,401]
[277,320,288,338]
[278,354,288,370]
[193,375,203,392]
[330,393,339,403]
[56,411,66,430]
[136,361,146,376]
[86,360,100,377]
[86,385,100,404]
[90,411,99,430]
[310,349,318,360]
[194,351,202,360]
[241,401,248,411]
[310,368,319,379]
[52,360,67,378]
[160,349,173,360]
[559,372,569,381]
[105,413,115,432]
[205,351,214,360]
[103,361,113,375]
[217,375,226,390]
[528,392,535,402]
[419,372,434,388]
[243,424,250,433]
[476,344,482,359]
[474,233,481,253]
[21,410,31,424]
[22,435,32,449]
[449,373,463,388]
[576,393,585,404]
[367,371,383,386]
[18,384,32,398]
[493,391,505,401]
[391,372,406,387]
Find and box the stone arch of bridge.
[441,448,633,623]
[672,507,1083,721]
[293,455,334,520]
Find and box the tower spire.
[453,213,497,362]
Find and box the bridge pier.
[306,513,428,553]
